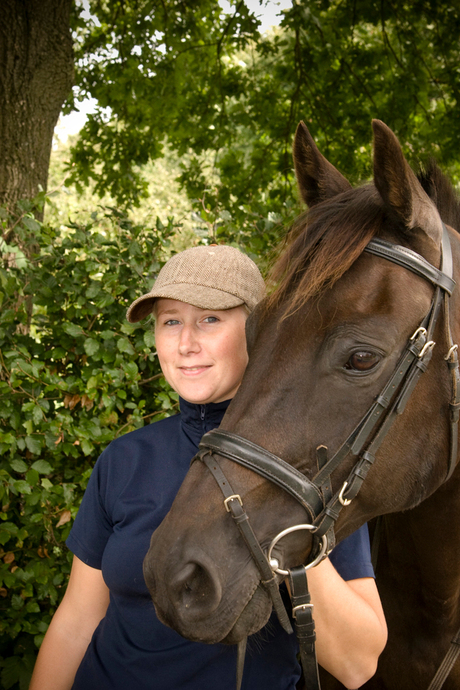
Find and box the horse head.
[143,120,460,647]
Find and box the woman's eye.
[165,319,180,326]
[345,351,380,372]
[203,316,219,323]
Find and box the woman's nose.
[178,325,201,355]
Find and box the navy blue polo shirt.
[66,398,374,690]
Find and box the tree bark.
[0,0,74,217]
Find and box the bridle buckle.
[292,602,314,619]
[224,494,243,512]
[419,340,436,359]
[338,481,352,506]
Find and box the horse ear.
[372,119,443,247]
[293,121,352,207]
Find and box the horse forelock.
[266,184,387,318]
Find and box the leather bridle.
[193,224,460,690]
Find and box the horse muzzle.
[143,522,270,643]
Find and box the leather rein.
[193,224,460,690]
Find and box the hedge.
[0,202,180,689]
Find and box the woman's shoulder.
[109,412,180,448]
[94,413,183,473]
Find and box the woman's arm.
[305,557,387,689]
[29,555,110,690]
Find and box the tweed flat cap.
[126,245,266,322]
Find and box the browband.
[365,231,455,295]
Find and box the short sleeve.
[329,524,375,581]
[66,451,113,569]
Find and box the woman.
[30,245,387,690]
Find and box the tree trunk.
[0,0,74,219]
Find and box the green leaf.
[23,419,33,435]
[31,460,53,475]
[81,439,94,455]
[1,656,20,689]
[11,594,25,610]
[143,331,156,348]
[14,480,32,494]
[124,361,138,378]
[62,323,84,337]
[22,216,41,233]
[84,338,100,356]
[87,375,99,389]
[96,293,115,308]
[117,337,135,355]
[26,469,40,486]
[33,404,44,424]
[0,522,18,536]
[9,459,28,474]
[25,435,42,455]
[26,601,41,613]
[0,431,16,447]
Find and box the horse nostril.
[171,560,222,617]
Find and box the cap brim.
[126,284,245,322]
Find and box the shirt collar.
[179,396,231,440]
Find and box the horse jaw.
[143,468,278,644]
[143,458,310,644]
[220,585,274,644]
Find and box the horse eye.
[345,351,380,372]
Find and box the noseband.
[193,224,459,690]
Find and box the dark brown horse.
[144,121,460,689]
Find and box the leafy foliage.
[48,135,198,245]
[0,201,180,688]
[68,0,460,236]
[69,0,260,204]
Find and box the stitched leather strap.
[199,453,293,635]
[365,236,455,294]
[200,429,323,520]
[313,326,429,490]
[289,566,320,690]
[427,627,460,690]
[444,298,460,481]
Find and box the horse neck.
[378,466,460,609]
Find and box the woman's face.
[154,299,249,404]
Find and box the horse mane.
[267,162,460,318]
[417,160,460,233]
[266,184,386,316]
